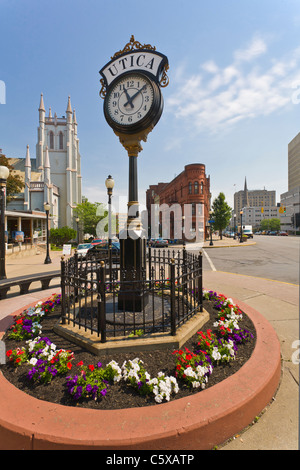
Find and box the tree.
[0,153,24,202]
[260,218,280,232]
[49,226,77,246]
[211,192,232,239]
[73,197,107,237]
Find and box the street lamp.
[233,213,236,239]
[209,210,213,246]
[240,210,243,243]
[105,175,114,282]
[44,202,52,264]
[76,217,80,245]
[0,165,9,279]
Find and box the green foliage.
[0,154,24,202]
[260,218,281,231]
[211,193,232,239]
[73,197,107,236]
[49,226,76,246]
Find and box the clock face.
[105,73,157,131]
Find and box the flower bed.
[1,290,256,409]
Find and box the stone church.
[7,94,82,229]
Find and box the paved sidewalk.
[0,247,299,450]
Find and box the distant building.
[279,132,300,233]
[288,132,300,191]
[146,164,210,240]
[239,206,279,228]
[234,178,276,216]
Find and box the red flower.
[6,350,12,357]
[77,361,84,367]
[88,364,94,372]
[67,362,72,370]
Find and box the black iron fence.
[60,248,203,343]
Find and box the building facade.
[279,132,300,233]
[7,94,82,230]
[146,163,210,240]
[288,132,300,191]
[234,178,276,216]
[239,206,279,228]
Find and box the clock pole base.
[118,231,148,312]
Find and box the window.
[194,181,199,194]
[188,182,192,194]
[201,182,204,194]
[59,132,63,150]
[49,131,54,149]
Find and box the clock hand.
[122,85,134,109]
[124,84,147,107]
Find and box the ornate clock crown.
[111,35,156,60]
[99,35,169,99]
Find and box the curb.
[0,297,281,450]
[204,242,256,249]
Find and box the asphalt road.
[202,235,299,285]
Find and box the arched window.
[49,131,54,149]
[194,181,199,194]
[59,131,63,149]
[188,182,192,194]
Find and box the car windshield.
[78,244,91,249]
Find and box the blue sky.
[1,0,300,213]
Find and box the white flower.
[29,357,37,366]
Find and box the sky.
[1,0,300,214]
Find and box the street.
[203,235,299,285]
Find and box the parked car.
[76,243,92,258]
[91,238,105,246]
[88,241,120,255]
[151,238,169,248]
[278,231,288,236]
[268,231,278,235]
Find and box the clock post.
[115,128,153,311]
[99,36,169,311]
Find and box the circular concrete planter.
[0,297,281,450]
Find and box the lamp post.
[0,165,9,279]
[240,210,243,243]
[209,210,214,246]
[76,217,80,245]
[233,213,236,239]
[105,175,114,282]
[44,202,52,264]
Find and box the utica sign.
[100,50,168,88]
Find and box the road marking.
[202,249,217,271]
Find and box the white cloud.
[166,35,300,133]
[234,36,267,62]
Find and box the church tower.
[35,94,82,228]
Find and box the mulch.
[0,299,256,410]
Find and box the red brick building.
[146,163,210,240]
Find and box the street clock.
[99,35,169,136]
[104,71,163,135]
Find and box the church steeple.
[242,177,249,208]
